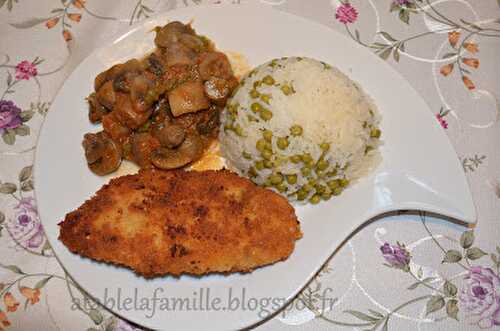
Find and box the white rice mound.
[220,57,381,204]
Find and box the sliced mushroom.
[114,93,151,129]
[82,132,122,176]
[129,75,152,113]
[94,71,108,91]
[168,80,210,117]
[179,34,205,52]
[96,80,116,110]
[153,121,186,148]
[130,132,160,168]
[163,42,196,67]
[106,59,143,81]
[87,92,109,123]
[154,21,193,48]
[198,52,234,81]
[151,133,203,169]
[112,73,130,93]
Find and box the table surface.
[1,0,499,330]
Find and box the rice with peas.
[219,57,381,204]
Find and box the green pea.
[233,124,243,136]
[260,94,271,104]
[224,124,233,131]
[242,151,252,159]
[247,115,258,122]
[253,81,262,88]
[340,178,350,187]
[302,184,312,192]
[277,137,289,150]
[262,129,273,142]
[321,191,332,200]
[280,84,294,96]
[297,190,308,201]
[269,173,283,185]
[262,75,275,85]
[255,160,264,170]
[316,169,326,178]
[227,103,238,114]
[260,109,273,121]
[327,179,341,190]
[123,142,132,156]
[263,160,273,168]
[327,168,338,177]
[309,194,321,204]
[308,178,317,186]
[251,103,262,113]
[317,159,329,171]
[262,149,272,160]
[315,185,326,194]
[290,125,303,136]
[144,89,158,105]
[301,153,313,164]
[320,142,330,151]
[265,141,273,151]
[301,166,311,176]
[138,120,151,132]
[286,174,297,184]
[332,187,343,196]
[277,183,288,192]
[256,139,267,152]
[290,155,301,163]
[370,128,381,138]
[274,156,287,167]
[249,89,260,99]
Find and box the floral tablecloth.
[1,0,499,330]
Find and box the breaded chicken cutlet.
[59,169,301,278]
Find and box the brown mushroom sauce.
[83,21,238,175]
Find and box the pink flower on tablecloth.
[459,266,500,329]
[335,3,358,24]
[15,60,38,80]
[395,0,411,5]
[6,197,45,249]
[380,242,410,271]
[0,100,22,132]
[436,114,448,129]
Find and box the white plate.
[34,3,476,331]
